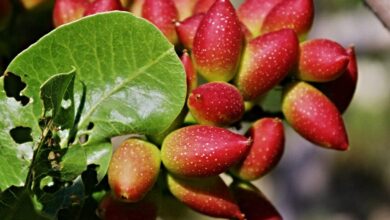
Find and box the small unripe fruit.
[167,174,244,220]
[235,29,299,101]
[120,0,132,9]
[188,82,244,126]
[231,181,282,220]
[98,194,158,220]
[231,117,284,181]
[142,0,179,44]
[237,0,283,37]
[180,51,197,94]
[20,0,47,10]
[172,0,197,20]
[108,138,160,202]
[318,46,358,113]
[297,39,349,82]
[193,0,243,82]
[130,0,145,17]
[282,82,349,150]
[161,125,251,177]
[193,0,216,14]
[261,0,314,37]
[175,13,205,50]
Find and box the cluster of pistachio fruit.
[53,0,358,219]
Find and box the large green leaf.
[1,12,186,189]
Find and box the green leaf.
[6,11,186,141]
[40,70,76,130]
[60,144,87,182]
[1,12,186,188]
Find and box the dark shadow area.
[9,126,32,143]
[3,72,30,105]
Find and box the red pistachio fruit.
[97,194,158,220]
[142,0,179,44]
[231,117,285,181]
[180,51,198,94]
[317,46,358,113]
[235,29,299,101]
[108,138,161,202]
[167,174,244,220]
[237,0,283,37]
[282,82,349,150]
[53,0,89,27]
[175,13,205,49]
[261,0,314,37]
[193,0,216,14]
[193,0,243,82]
[84,0,123,16]
[188,82,245,126]
[172,0,198,20]
[161,125,251,177]
[298,39,349,82]
[230,181,282,220]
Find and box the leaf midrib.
[78,47,175,129]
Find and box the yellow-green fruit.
[108,138,160,202]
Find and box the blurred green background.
[1,0,389,219]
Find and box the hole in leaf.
[78,122,94,144]
[61,99,72,109]
[4,72,30,106]
[79,135,89,144]
[10,127,33,144]
[87,122,94,130]
[20,96,30,106]
[76,122,94,144]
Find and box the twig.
[365,0,390,30]
[24,123,52,192]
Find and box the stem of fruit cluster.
[24,123,52,192]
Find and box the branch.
[365,0,390,30]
